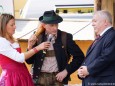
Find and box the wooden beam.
[101,0,114,26]
[114,0,115,27]
[94,0,102,11]
[95,0,114,27]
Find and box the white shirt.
[0,37,25,63]
[41,35,58,72]
[100,26,112,36]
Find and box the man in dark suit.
[26,10,84,86]
[78,10,115,86]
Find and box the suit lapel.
[86,28,113,57]
[86,36,102,56]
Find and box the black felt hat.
[39,10,63,24]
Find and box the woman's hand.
[28,34,37,50]
[36,42,50,51]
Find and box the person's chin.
[52,32,57,34]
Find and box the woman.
[0,14,50,86]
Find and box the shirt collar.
[100,26,112,36]
[45,32,57,38]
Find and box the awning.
[14,19,94,40]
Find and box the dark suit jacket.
[82,27,115,86]
[26,30,84,84]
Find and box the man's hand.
[56,69,68,82]
[78,66,89,78]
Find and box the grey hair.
[94,10,112,24]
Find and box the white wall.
[0,0,14,15]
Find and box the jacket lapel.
[86,36,102,56]
[86,28,113,57]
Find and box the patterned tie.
[91,35,101,48]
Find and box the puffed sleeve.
[0,38,25,63]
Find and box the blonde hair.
[0,14,15,42]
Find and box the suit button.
[62,46,64,48]
[83,62,85,64]
[41,59,43,61]
[36,76,38,78]
[38,67,40,69]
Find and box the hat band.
[43,16,57,21]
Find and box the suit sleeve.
[65,33,85,74]
[87,33,115,75]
